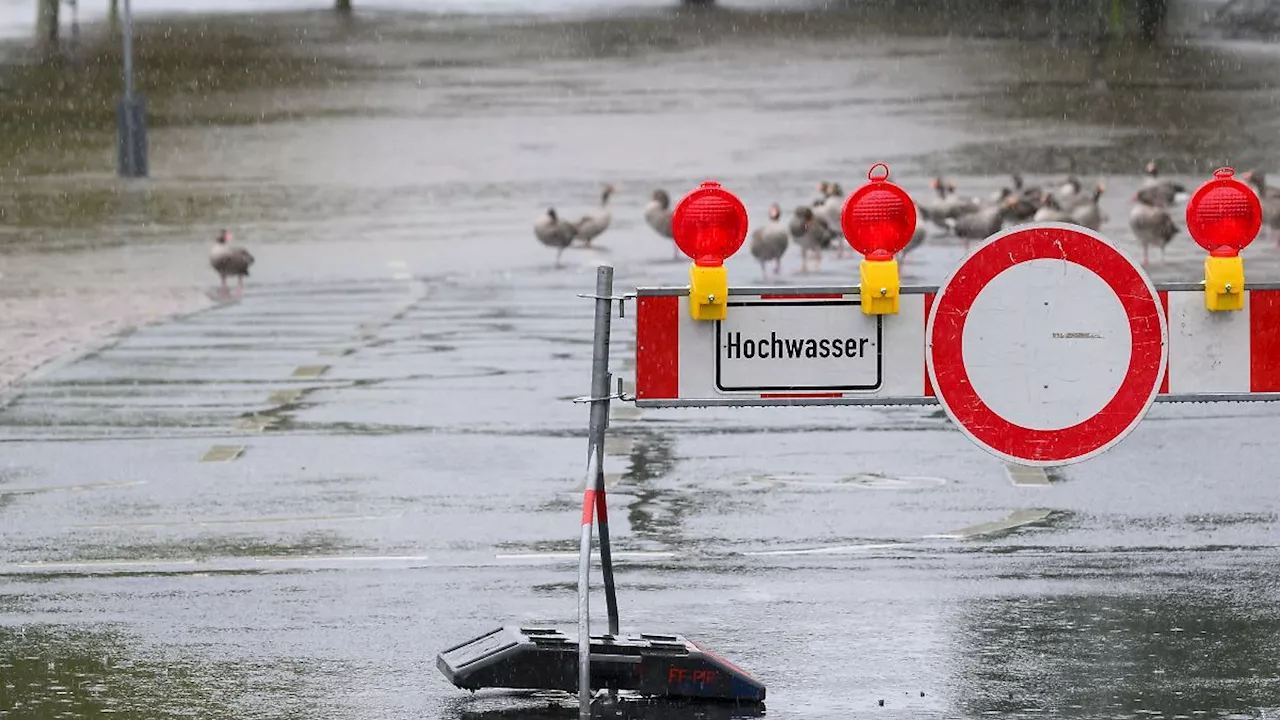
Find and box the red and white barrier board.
[635,287,1280,407]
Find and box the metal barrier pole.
[578,264,617,718]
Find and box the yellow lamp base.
[859,258,900,315]
[1205,255,1245,312]
[689,264,728,321]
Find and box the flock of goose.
[535,162,1280,274]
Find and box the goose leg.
[799,248,809,274]
[760,261,768,283]
[555,246,565,268]
[774,258,782,276]
[1142,243,1149,266]
[235,275,244,296]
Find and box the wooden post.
[36,0,59,47]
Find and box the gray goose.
[952,190,1016,249]
[1242,170,1280,246]
[750,203,790,281]
[1129,185,1179,265]
[574,183,615,246]
[643,189,676,259]
[210,229,254,294]
[534,207,578,267]
[900,218,927,264]
[789,205,837,274]
[1051,176,1084,210]
[1068,183,1106,231]
[1033,193,1071,223]
[917,178,954,230]
[935,179,982,229]
[816,182,847,258]
[1141,161,1187,207]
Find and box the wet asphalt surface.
[5,4,1280,719]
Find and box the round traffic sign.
[926,223,1168,466]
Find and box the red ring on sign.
[928,226,1166,464]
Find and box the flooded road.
[4,3,1280,719]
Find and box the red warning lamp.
[671,181,749,322]
[840,163,918,261]
[840,163,916,315]
[1186,167,1262,312]
[1186,167,1262,258]
[672,181,750,267]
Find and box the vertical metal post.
[117,0,148,178]
[577,265,619,719]
[121,0,133,100]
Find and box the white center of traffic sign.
[716,299,882,393]
[964,259,1132,430]
[927,223,1168,466]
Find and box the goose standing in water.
[1068,183,1106,231]
[1242,170,1280,246]
[816,182,847,257]
[1051,176,1084,210]
[574,183,615,247]
[899,220,927,265]
[1141,161,1187,207]
[643,189,676,259]
[1129,186,1179,265]
[789,205,836,274]
[750,203,789,281]
[1033,193,1071,223]
[210,229,254,295]
[534,207,578,267]
[952,191,1016,249]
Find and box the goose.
[1242,170,1280,246]
[952,191,1016,249]
[938,180,983,227]
[1129,185,1179,265]
[750,203,790,281]
[210,229,254,294]
[1068,182,1106,231]
[1141,161,1187,207]
[917,178,955,230]
[1033,193,1071,223]
[574,183,615,246]
[899,220,927,264]
[816,182,846,256]
[643,189,676,259]
[1051,176,1083,210]
[789,205,837,274]
[534,207,578,267]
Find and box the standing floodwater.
[2,1,1280,718]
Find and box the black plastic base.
[438,627,766,703]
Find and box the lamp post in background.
[117,0,148,178]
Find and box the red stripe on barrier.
[759,294,844,300]
[923,292,936,396]
[581,489,596,526]
[1159,291,1170,394]
[759,392,843,399]
[1250,290,1280,392]
[636,296,680,399]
